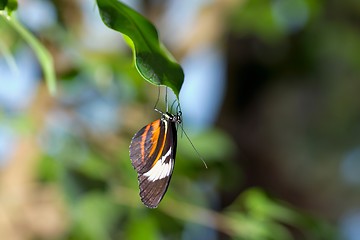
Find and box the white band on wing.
[143,147,173,182]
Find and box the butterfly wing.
[129,118,177,208]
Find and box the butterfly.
[129,110,182,208]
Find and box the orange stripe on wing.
[151,120,167,168]
[140,124,151,162]
[148,120,161,157]
[139,119,162,163]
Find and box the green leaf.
[1,15,57,95]
[7,0,17,12]
[0,0,8,10]
[96,0,184,98]
[0,0,18,14]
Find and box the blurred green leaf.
[0,0,7,10]
[78,154,111,180]
[96,0,184,98]
[37,155,63,182]
[225,188,339,240]
[0,0,17,13]
[226,212,293,240]
[225,189,295,239]
[0,40,18,76]
[179,128,236,161]
[241,189,297,222]
[230,0,283,41]
[1,14,56,94]
[0,113,35,134]
[71,192,119,240]
[124,215,159,240]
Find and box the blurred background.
[1,0,360,239]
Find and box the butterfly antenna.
[178,123,208,169]
[154,107,163,115]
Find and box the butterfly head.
[163,111,182,124]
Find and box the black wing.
[129,118,177,208]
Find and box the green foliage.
[0,0,7,10]
[229,0,322,41]
[230,0,283,41]
[69,192,119,240]
[0,12,56,94]
[37,155,63,182]
[180,128,236,161]
[96,0,184,98]
[123,215,160,240]
[0,0,17,13]
[225,189,339,240]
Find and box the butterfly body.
[129,111,181,208]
